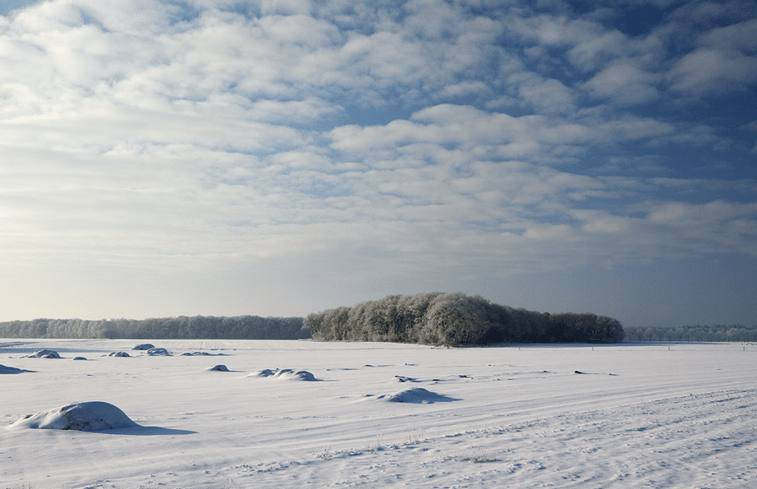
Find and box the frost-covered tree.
[305,292,625,346]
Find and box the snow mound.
[247,368,316,381]
[394,375,419,382]
[275,369,316,381]
[146,347,170,356]
[109,352,130,357]
[208,364,229,372]
[375,387,457,404]
[1,364,30,374]
[132,344,155,350]
[27,349,61,359]
[248,368,277,377]
[8,402,139,431]
[73,357,87,361]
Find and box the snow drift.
[0,364,30,374]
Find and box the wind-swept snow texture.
[2,340,756,488]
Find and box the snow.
[248,368,317,381]
[26,349,61,359]
[2,340,756,488]
[0,364,30,374]
[145,347,171,356]
[8,402,138,431]
[107,351,130,357]
[365,387,458,403]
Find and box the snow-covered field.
[2,340,756,488]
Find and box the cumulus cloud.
[583,63,661,105]
[509,73,577,114]
[670,46,757,96]
[665,10,757,95]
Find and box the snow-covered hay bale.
[146,347,170,356]
[208,364,229,372]
[275,369,316,381]
[109,352,130,357]
[132,344,155,350]
[8,402,139,431]
[27,349,60,359]
[379,387,456,404]
[247,368,317,380]
[248,368,277,378]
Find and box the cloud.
[670,47,757,96]
[330,104,689,165]
[436,80,490,99]
[509,73,577,114]
[644,200,757,256]
[650,125,731,151]
[583,62,661,105]
[666,14,757,96]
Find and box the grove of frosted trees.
[304,292,625,346]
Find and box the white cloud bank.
[0,0,755,325]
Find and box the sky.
[1,0,755,328]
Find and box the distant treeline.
[624,324,757,343]
[304,292,625,346]
[0,315,307,340]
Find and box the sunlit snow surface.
[2,340,756,488]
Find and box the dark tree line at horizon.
[623,324,757,343]
[304,292,625,346]
[0,315,307,340]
